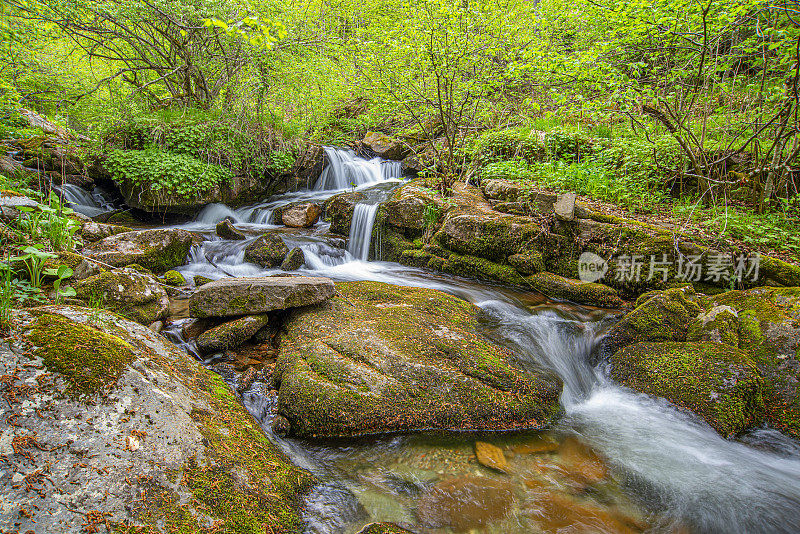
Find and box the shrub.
[473,127,545,165]
[104,149,232,198]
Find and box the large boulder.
[273,281,563,437]
[362,131,408,160]
[244,234,289,267]
[526,272,622,308]
[74,268,170,325]
[282,203,322,228]
[189,275,336,318]
[710,287,800,438]
[611,341,764,437]
[1,305,314,532]
[82,228,192,273]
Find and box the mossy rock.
[758,255,800,287]
[709,287,800,438]
[442,252,529,287]
[434,213,541,263]
[196,314,270,354]
[163,269,186,286]
[508,252,545,275]
[16,305,316,531]
[82,228,192,273]
[274,281,563,438]
[281,247,306,271]
[687,305,739,346]
[244,234,289,268]
[526,272,622,308]
[604,286,701,357]
[73,268,170,325]
[80,221,133,242]
[194,274,214,287]
[25,312,135,396]
[324,191,365,235]
[611,341,764,437]
[356,524,415,534]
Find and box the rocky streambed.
[2,147,800,533]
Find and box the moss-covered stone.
[687,305,739,346]
[604,286,701,356]
[74,268,170,325]
[611,341,764,437]
[82,228,192,273]
[162,269,186,286]
[194,274,213,286]
[25,312,135,395]
[758,255,800,287]
[196,314,270,354]
[274,281,563,438]
[244,234,289,268]
[526,272,622,308]
[281,247,306,271]
[442,252,529,287]
[508,252,545,275]
[324,191,365,235]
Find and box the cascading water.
[56,183,116,217]
[346,203,379,261]
[314,147,402,190]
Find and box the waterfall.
[347,204,379,261]
[56,184,115,217]
[314,147,402,191]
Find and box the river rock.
[526,272,622,308]
[189,275,336,318]
[508,252,545,275]
[475,441,509,473]
[73,268,170,325]
[196,314,271,354]
[611,341,764,436]
[282,202,322,228]
[216,219,246,240]
[81,228,192,273]
[244,234,289,267]
[362,131,407,160]
[194,275,214,286]
[1,305,314,532]
[281,247,306,271]
[274,281,562,437]
[417,476,515,530]
[80,220,132,242]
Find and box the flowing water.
[70,147,800,533]
[55,183,117,218]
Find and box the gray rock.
[82,228,192,273]
[554,192,577,221]
[0,305,313,532]
[189,275,336,318]
[80,221,132,242]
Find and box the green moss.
[162,269,186,286]
[758,254,800,287]
[442,252,529,287]
[526,272,622,308]
[611,341,764,437]
[26,313,135,395]
[194,275,213,286]
[244,234,289,267]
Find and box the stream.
[65,147,800,534]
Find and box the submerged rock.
[611,341,764,437]
[274,281,562,437]
[196,314,270,354]
[73,268,170,325]
[475,441,509,473]
[189,275,336,318]
[417,476,515,530]
[244,233,289,267]
[282,202,322,228]
[82,228,192,273]
[2,305,314,532]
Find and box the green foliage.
[473,128,544,165]
[267,149,295,174]
[11,244,56,289]
[105,149,232,198]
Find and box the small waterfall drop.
[314,147,402,191]
[347,203,379,261]
[56,184,116,217]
